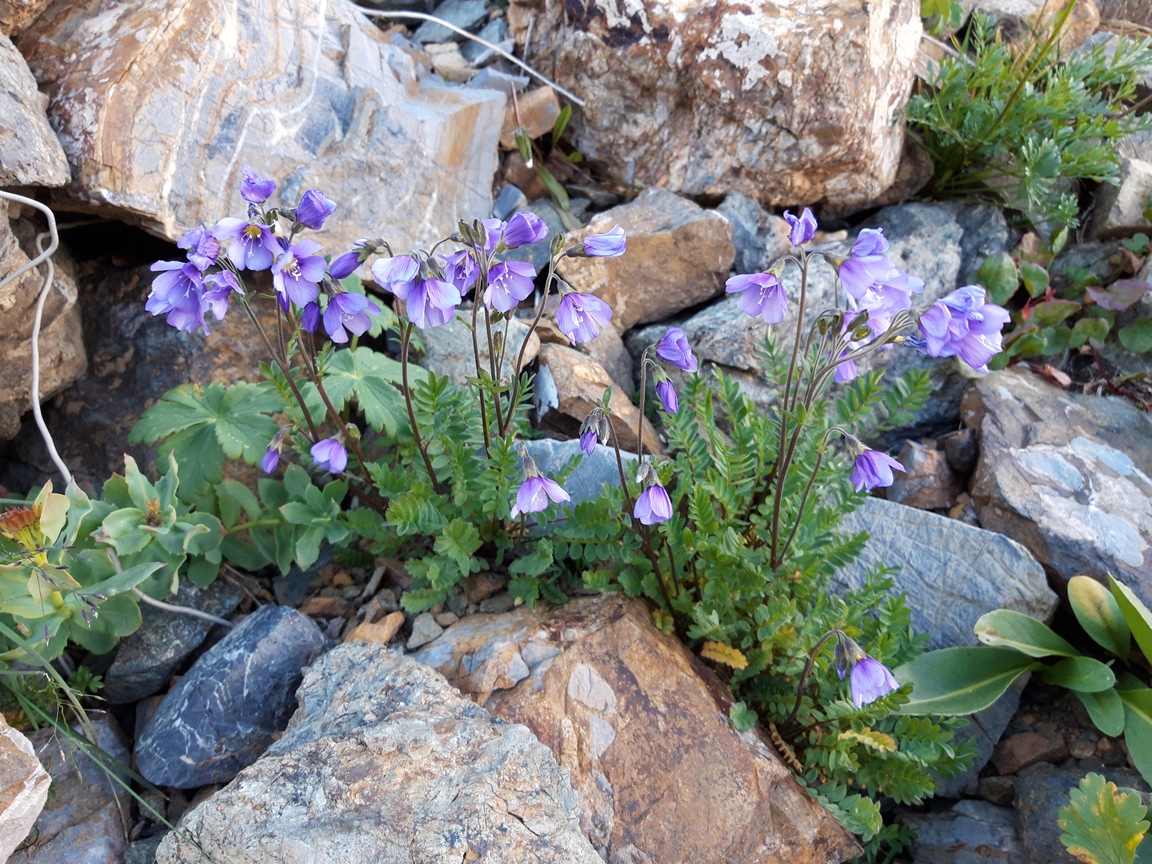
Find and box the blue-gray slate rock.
[963,368,1152,605]
[134,605,329,789]
[524,438,637,507]
[102,578,244,704]
[461,16,509,64]
[413,0,488,43]
[899,799,1022,864]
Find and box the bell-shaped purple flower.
[633,481,673,525]
[406,277,462,329]
[147,261,209,334]
[329,251,361,280]
[178,225,221,271]
[579,426,598,456]
[300,301,321,333]
[911,285,1011,374]
[323,292,381,343]
[655,326,698,372]
[239,166,276,204]
[296,189,337,230]
[442,250,480,294]
[783,208,817,247]
[726,272,787,323]
[261,447,280,474]
[203,270,243,321]
[501,211,549,249]
[214,216,283,272]
[372,254,420,290]
[849,655,900,708]
[581,225,626,258]
[485,261,536,312]
[838,228,897,301]
[556,292,613,344]
[273,239,327,308]
[850,448,905,493]
[655,379,678,413]
[311,438,348,474]
[511,474,571,518]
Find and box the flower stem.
[241,298,320,442]
[401,321,444,495]
[782,630,841,729]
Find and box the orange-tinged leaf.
[701,641,748,669]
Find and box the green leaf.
[921,0,951,18]
[1076,689,1126,737]
[1041,656,1116,693]
[1071,317,1111,347]
[1059,772,1149,864]
[1120,689,1152,787]
[1020,261,1051,297]
[434,519,482,578]
[1070,575,1131,660]
[974,609,1079,658]
[316,347,412,437]
[551,103,572,146]
[976,252,1020,305]
[1031,299,1082,328]
[1110,576,1152,666]
[1119,319,1152,354]
[536,165,571,211]
[894,646,1043,715]
[729,701,758,733]
[509,540,554,578]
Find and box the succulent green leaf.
[1069,575,1130,660]
[1020,262,1051,297]
[1110,576,1152,666]
[1076,689,1126,737]
[1041,656,1116,693]
[1058,772,1149,864]
[1120,689,1152,788]
[974,609,1079,658]
[894,646,1043,715]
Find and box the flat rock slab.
[0,713,50,861]
[154,642,602,864]
[0,33,68,185]
[135,604,329,789]
[900,799,1023,864]
[963,368,1152,603]
[413,594,861,864]
[17,0,505,254]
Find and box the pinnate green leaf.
[1059,772,1149,864]
[434,519,482,577]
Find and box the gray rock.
[1091,155,1152,239]
[460,16,508,65]
[102,578,244,704]
[125,835,166,864]
[934,676,1028,799]
[153,642,603,864]
[492,183,527,220]
[416,305,540,387]
[0,714,49,861]
[478,592,515,614]
[0,33,68,186]
[134,605,329,789]
[405,611,444,649]
[10,712,130,864]
[413,0,488,43]
[963,368,1152,603]
[901,799,1022,864]
[523,437,637,507]
[469,67,529,94]
[715,192,793,275]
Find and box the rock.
[9,712,130,864]
[0,34,68,185]
[124,835,166,864]
[942,427,979,475]
[887,440,964,510]
[991,731,1070,775]
[423,42,471,83]
[0,713,50,861]
[1099,0,1152,26]
[345,611,405,644]
[1091,156,1152,239]
[0,0,51,37]
[499,86,561,149]
[17,0,505,255]
[405,611,444,648]
[154,641,602,864]
[938,677,1028,798]
[523,437,637,508]
[959,0,1100,50]
[834,496,1056,652]
[0,201,86,443]
[830,138,935,217]
[962,368,1152,602]
[460,16,509,65]
[416,306,540,387]
[492,183,528,220]
[134,605,329,789]
[979,775,1017,806]
[1014,767,1147,864]
[536,343,662,455]
[900,799,1023,864]
[557,187,735,332]
[101,577,244,704]
[716,192,793,276]
[478,592,515,614]
[412,0,488,43]
[412,594,861,863]
[507,0,920,214]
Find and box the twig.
[132,588,234,629]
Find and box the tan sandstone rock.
[412,594,861,864]
[0,32,68,186]
[0,0,49,37]
[508,0,921,213]
[17,0,505,254]
[0,713,50,861]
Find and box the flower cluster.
[910,285,1011,373]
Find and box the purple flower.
[784,207,817,247]
[726,272,787,323]
[323,292,381,343]
[581,225,627,258]
[261,447,280,474]
[442,250,480,294]
[850,448,905,493]
[838,229,897,301]
[849,267,924,337]
[301,301,321,333]
[556,292,613,344]
[579,426,598,456]
[633,481,673,525]
[329,251,361,280]
[311,438,348,474]
[405,277,461,329]
[239,166,276,204]
[296,189,337,230]
[511,474,570,518]
[501,211,549,248]
[214,216,283,272]
[833,353,858,384]
[372,254,421,290]
[849,655,900,708]
[147,261,209,334]
[655,326,698,372]
[911,285,1011,374]
[485,261,536,312]
[655,379,678,413]
[203,270,243,321]
[273,239,327,307]
[177,225,221,271]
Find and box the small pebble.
[435,611,460,628]
[406,612,445,650]
[479,592,515,614]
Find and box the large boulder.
[412,594,861,864]
[0,713,50,861]
[154,642,602,864]
[507,0,922,213]
[16,0,505,253]
[0,32,68,186]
